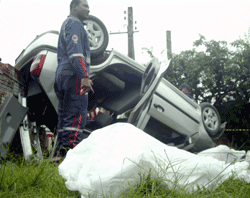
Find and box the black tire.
[200,102,221,138]
[84,15,109,57]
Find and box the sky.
[0,0,249,66]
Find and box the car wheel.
[200,102,221,137]
[84,15,109,57]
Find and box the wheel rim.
[85,20,104,50]
[202,107,219,131]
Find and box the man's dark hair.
[70,0,81,11]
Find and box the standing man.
[54,0,94,157]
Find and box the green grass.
[0,152,250,198]
[113,173,250,198]
[0,153,79,198]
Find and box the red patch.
[72,34,78,43]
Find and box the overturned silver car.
[0,15,225,160]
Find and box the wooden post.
[127,7,135,60]
[109,7,138,60]
[166,30,172,60]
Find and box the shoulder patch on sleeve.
[72,34,78,44]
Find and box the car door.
[127,58,171,128]
[0,94,28,158]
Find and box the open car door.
[128,58,171,128]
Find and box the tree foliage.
[142,34,250,104]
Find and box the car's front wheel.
[200,102,221,138]
[84,15,109,57]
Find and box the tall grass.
[0,152,79,198]
[104,171,250,198]
[0,152,249,198]
[105,151,250,198]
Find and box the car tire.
[200,102,221,138]
[84,15,109,57]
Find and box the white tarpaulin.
[58,123,250,198]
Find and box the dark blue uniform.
[54,16,90,150]
[185,92,193,99]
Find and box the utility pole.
[110,7,139,60]
[166,30,172,60]
[127,7,135,60]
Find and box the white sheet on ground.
[58,123,250,198]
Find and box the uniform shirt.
[57,16,90,79]
[185,92,193,99]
